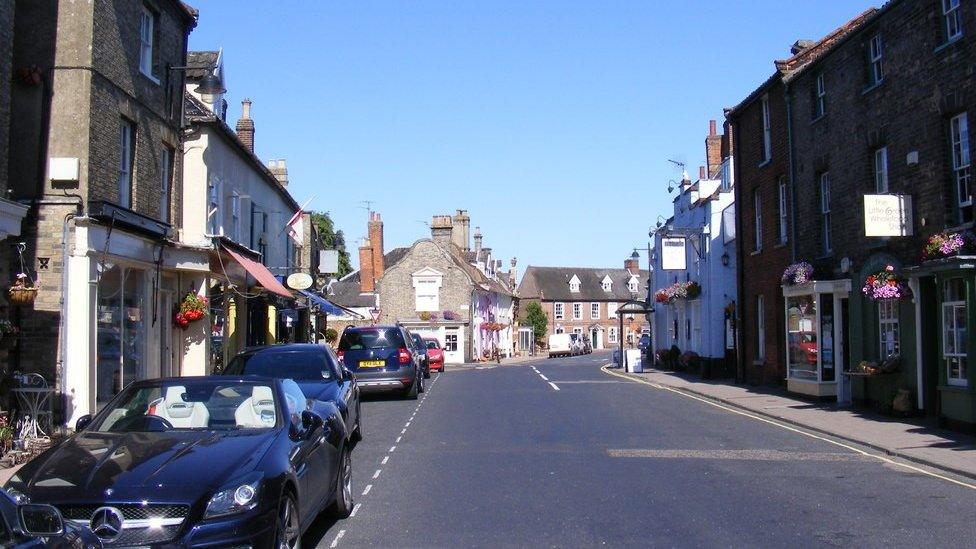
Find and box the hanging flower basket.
[480,321,507,332]
[782,262,814,286]
[174,292,209,330]
[922,231,976,260]
[862,265,911,301]
[654,281,700,304]
[442,310,461,321]
[7,273,38,306]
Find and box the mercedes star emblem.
[89,506,124,541]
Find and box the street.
[305,351,976,548]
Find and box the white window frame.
[950,113,971,209]
[628,279,638,293]
[815,73,826,118]
[570,281,580,292]
[159,145,172,222]
[778,179,788,244]
[753,189,763,252]
[820,172,832,254]
[572,302,582,320]
[555,326,564,335]
[869,34,884,86]
[879,300,900,359]
[608,326,618,344]
[230,191,241,241]
[607,302,618,319]
[761,95,772,162]
[590,302,600,320]
[118,119,135,208]
[554,302,564,321]
[943,279,967,386]
[756,295,766,361]
[208,179,222,235]
[874,146,889,193]
[944,0,962,41]
[139,6,156,80]
[602,278,612,292]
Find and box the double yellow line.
[600,364,976,491]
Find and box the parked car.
[223,343,362,443]
[6,376,354,548]
[409,333,431,379]
[0,488,100,547]
[424,338,445,372]
[337,325,424,398]
[548,333,574,358]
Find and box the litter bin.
[625,349,643,373]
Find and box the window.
[573,327,583,336]
[814,73,826,118]
[756,295,766,361]
[569,276,580,293]
[944,0,962,41]
[607,302,618,319]
[943,278,967,386]
[159,145,173,223]
[555,326,564,335]
[628,278,638,293]
[820,172,832,254]
[868,34,884,86]
[554,302,564,320]
[753,189,763,251]
[608,326,618,344]
[626,330,635,346]
[139,7,156,79]
[96,265,148,407]
[760,95,772,162]
[230,192,241,241]
[445,330,458,352]
[778,178,788,244]
[572,302,582,320]
[874,147,889,193]
[118,119,135,208]
[950,113,972,221]
[591,302,600,320]
[879,300,900,359]
[602,277,612,292]
[207,179,221,235]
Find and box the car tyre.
[333,446,355,518]
[350,407,363,444]
[405,377,419,399]
[418,371,426,393]
[423,363,431,379]
[275,493,301,549]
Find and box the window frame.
[874,146,889,193]
[572,302,582,320]
[753,188,763,252]
[554,302,564,321]
[760,95,772,162]
[590,302,600,320]
[208,179,222,235]
[756,295,766,361]
[820,172,832,254]
[230,191,241,242]
[118,118,135,208]
[608,326,618,344]
[868,34,884,86]
[607,302,618,319]
[943,0,962,42]
[942,279,968,386]
[815,73,826,118]
[878,300,900,359]
[778,178,788,244]
[139,6,157,81]
[950,113,972,212]
[159,144,173,223]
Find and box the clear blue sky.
[187,0,877,274]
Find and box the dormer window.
[628,277,639,294]
[569,274,581,293]
[601,275,613,292]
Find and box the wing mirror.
[300,410,323,440]
[19,504,65,537]
[342,367,354,381]
[75,414,93,432]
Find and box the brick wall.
[378,240,473,325]
[0,1,13,195]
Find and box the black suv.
[337,325,425,398]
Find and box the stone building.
[3,0,198,425]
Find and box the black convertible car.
[5,376,354,548]
[224,344,362,444]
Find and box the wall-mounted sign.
[864,195,913,237]
[286,272,313,290]
[319,250,339,274]
[661,237,687,271]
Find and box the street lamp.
[168,63,226,95]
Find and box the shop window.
[878,300,900,359]
[786,295,818,380]
[96,265,148,408]
[445,330,458,352]
[943,278,968,386]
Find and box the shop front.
[782,279,850,400]
[402,321,467,364]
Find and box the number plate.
[359,360,385,368]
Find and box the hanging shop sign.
[661,237,687,271]
[286,272,314,290]
[864,195,913,237]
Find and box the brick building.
[4,0,198,425]
[518,258,649,351]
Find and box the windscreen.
[225,350,334,380]
[425,340,440,349]
[338,328,405,350]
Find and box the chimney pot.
[699,166,706,179]
[709,119,717,136]
[236,99,255,152]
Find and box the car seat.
[234,386,276,428]
[152,385,210,428]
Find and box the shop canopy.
[221,245,293,298]
[298,290,362,318]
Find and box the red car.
[424,338,445,372]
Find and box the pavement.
[608,365,976,481]
[305,351,976,548]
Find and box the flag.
[286,210,304,246]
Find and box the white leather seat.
[234,386,276,428]
[152,386,210,428]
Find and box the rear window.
[425,340,440,349]
[225,350,335,380]
[338,328,405,350]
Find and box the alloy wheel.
[277,496,301,549]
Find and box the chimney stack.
[368,212,385,280]
[699,165,706,180]
[624,251,640,275]
[359,238,375,293]
[473,227,483,257]
[236,98,255,152]
[705,119,723,178]
[431,215,453,249]
[452,209,470,252]
[509,257,518,287]
[268,159,288,187]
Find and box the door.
[839,297,852,404]
[443,327,463,364]
[282,380,332,514]
[919,277,940,417]
[591,329,599,350]
[159,289,174,377]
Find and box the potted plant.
[782,262,814,286]
[8,273,37,306]
[862,265,911,301]
[922,231,976,260]
[174,292,209,330]
[324,328,338,346]
[0,414,13,454]
[685,281,702,300]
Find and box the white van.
[548,333,574,358]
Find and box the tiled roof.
[187,50,219,79]
[518,266,648,302]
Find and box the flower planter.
[7,287,37,306]
[862,265,910,301]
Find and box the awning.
[221,245,293,298]
[299,290,363,318]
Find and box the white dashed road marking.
[372,469,382,479]
[381,456,389,465]
[330,529,346,548]
[539,374,549,381]
[350,503,362,517]
[548,381,560,391]
[362,484,372,496]
[389,446,396,452]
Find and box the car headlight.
[204,473,262,519]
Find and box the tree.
[309,211,352,277]
[524,301,548,345]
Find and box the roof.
[329,247,410,308]
[518,266,649,302]
[186,50,219,79]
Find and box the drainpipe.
[58,194,85,429]
[729,114,746,385]
[784,82,798,262]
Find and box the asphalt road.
[305,351,976,548]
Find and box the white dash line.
[381,455,389,465]
[330,529,346,548]
[539,374,549,381]
[548,381,560,391]
[401,428,407,435]
[362,484,372,496]
[390,446,397,452]
[372,469,382,479]
[396,436,402,443]
[350,503,362,517]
